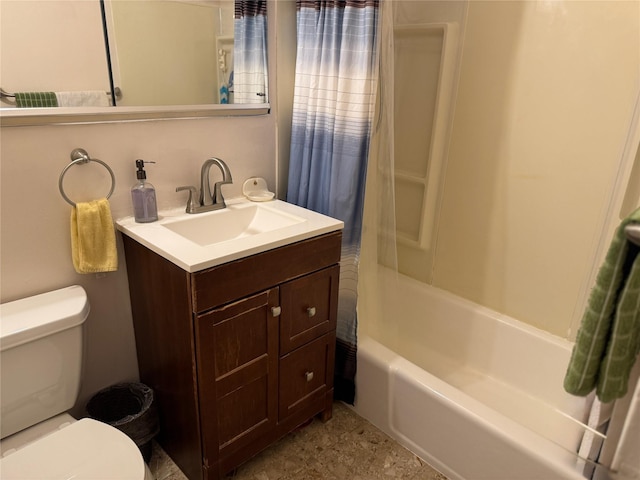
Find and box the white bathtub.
[354,268,593,480]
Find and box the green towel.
[564,206,640,402]
[14,92,58,108]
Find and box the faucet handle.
[212,180,231,208]
[176,186,199,214]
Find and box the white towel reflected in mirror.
[55,91,109,107]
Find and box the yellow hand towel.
[71,198,118,274]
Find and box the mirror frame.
[0,103,270,127]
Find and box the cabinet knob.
[307,306,316,318]
[271,306,281,317]
[305,371,314,382]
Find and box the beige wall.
[0,1,109,94]
[0,116,277,414]
[5,0,635,420]
[109,1,219,106]
[433,1,639,337]
[0,1,290,415]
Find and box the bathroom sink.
[163,203,304,246]
[116,198,343,272]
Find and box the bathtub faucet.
[176,157,233,214]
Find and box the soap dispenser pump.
[131,159,158,223]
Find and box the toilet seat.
[0,418,146,479]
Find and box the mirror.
[0,1,111,105]
[0,0,268,116]
[105,0,268,106]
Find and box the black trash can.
[86,382,159,462]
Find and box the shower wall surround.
[429,1,638,338]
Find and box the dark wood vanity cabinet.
[122,231,341,480]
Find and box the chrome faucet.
[176,157,233,214]
[200,157,232,207]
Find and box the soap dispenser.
[131,159,158,223]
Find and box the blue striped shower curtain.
[287,0,380,403]
[234,1,268,103]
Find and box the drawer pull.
[271,306,281,317]
[305,371,314,382]
[307,306,316,318]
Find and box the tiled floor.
[148,402,447,480]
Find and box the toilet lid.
[0,418,146,479]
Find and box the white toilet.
[0,285,151,479]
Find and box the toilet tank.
[0,286,90,439]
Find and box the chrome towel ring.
[58,148,116,207]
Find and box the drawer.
[192,232,342,313]
[279,265,339,354]
[278,333,335,421]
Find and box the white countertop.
[116,198,344,273]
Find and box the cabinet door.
[279,265,339,354]
[195,288,279,471]
[279,332,336,421]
